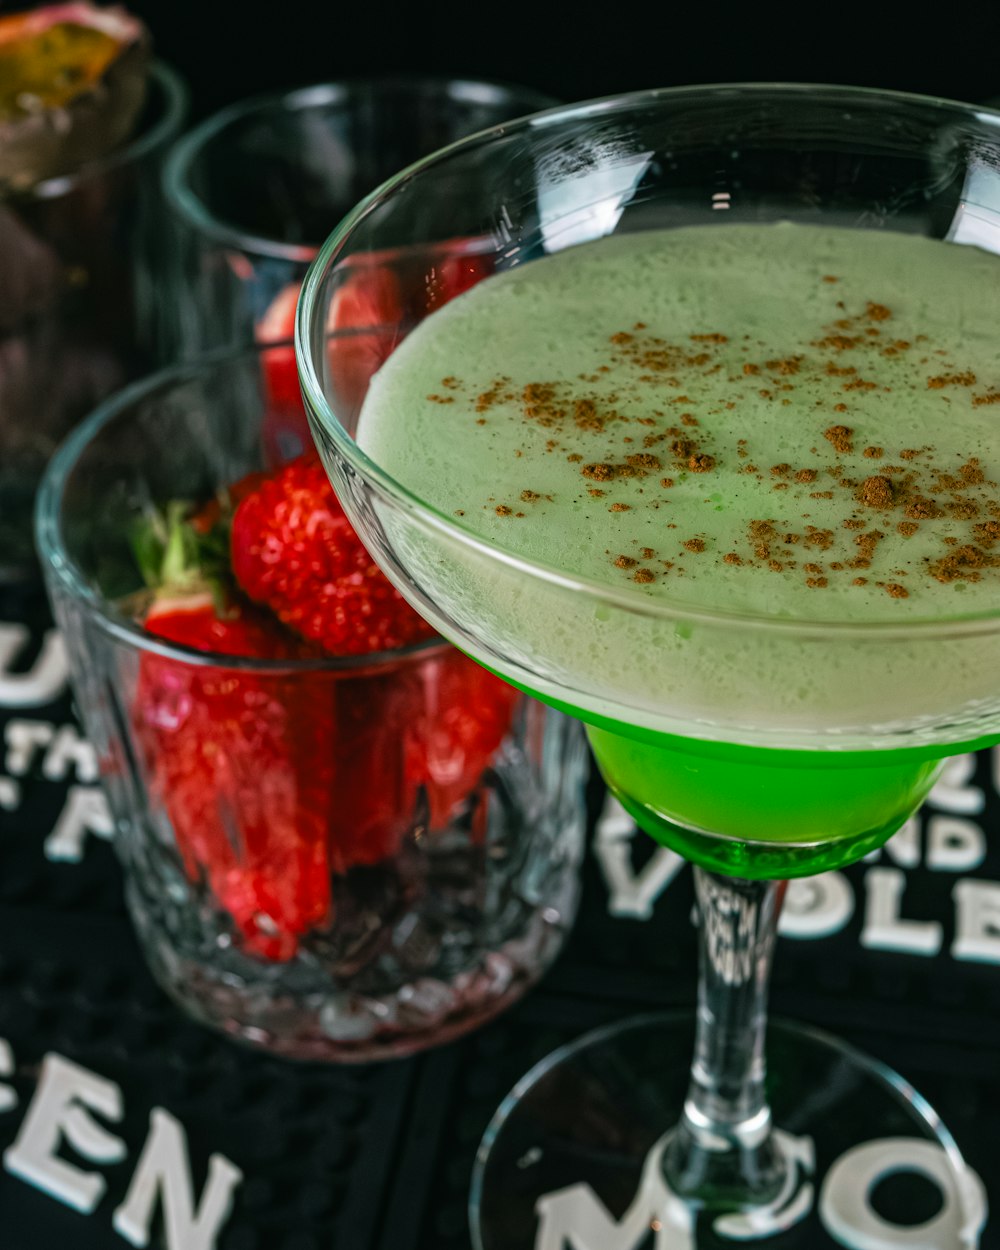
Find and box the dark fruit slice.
[0,3,151,189]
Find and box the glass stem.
[662,868,788,1205]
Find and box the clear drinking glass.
[159,77,559,365]
[0,61,188,580]
[298,85,1000,1243]
[34,342,588,1062]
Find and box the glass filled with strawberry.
[35,340,588,1061]
[158,77,557,372]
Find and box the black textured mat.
[2,582,999,1248]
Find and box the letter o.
[819,1138,986,1250]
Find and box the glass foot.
[470,1013,987,1250]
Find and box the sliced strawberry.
[130,504,335,961]
[256,263,406,463]
[326,262,405,415]
[137,592,333,961]
[230,452,436,656]
[255,283,311,466]
[423,251,494,314]
[405,649,519,830]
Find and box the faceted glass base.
[470,1013,988,1250]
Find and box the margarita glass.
[298,86,1000,1246]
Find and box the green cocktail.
[356,222,1000,876]
[299,85,1000,1246]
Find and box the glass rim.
[19,60,189,202]
[298,79,1000,642]
[161,74,562,263]
[467,1009,972,1250]
[34,340,448,676]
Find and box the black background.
[4,6,1000,1247]
[125,0,1000,123]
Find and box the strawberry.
[423,250,494,313]
[405,649,519,831]
[256,262,406,465]
[230,451,519,832]
[256,284,311,466]
[230,452,436,655]
[131,508,334,961]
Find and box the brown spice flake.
[495,505,513,517]
[973,521,1000,546]
[897,522,919,537]
[806,577,829,588]
[770,463,792,478]
[660,478,675,488]
[927,371,976,389]
[815,334,862,352]
[683,538,706,553]
[640,547,657,560]
[929,545,992,583]
[866,302,892,321]
[610,503,631,512]
[859,476,894,509]
[766,357,801,375]
[972,392,1000,407]
[572,398,603,430]
[724,552,743,565]
[884,583,909,598]
[795,469,818,483]
[626,453,662,473]
[688,453,716,472]
[520,490,541,502]
[614,555,637,569]
[633,568,655,584]
[863,447,884,459]
[905,496,942,520]
[691,332,728,343]
[853,577,868,586]
[823,424,854,454]
[582,463,615,481]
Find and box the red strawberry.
[405,649,519,830]
[325,262,405,415]
[130,507,335,961]
[231,451,519,835]
[255,283,312,466]
[230,452,436,655]
[423,250,494,313]
[256,263,406,465]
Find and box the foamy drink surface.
[356,224,1000,746]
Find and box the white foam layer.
[357,224,1000,745]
